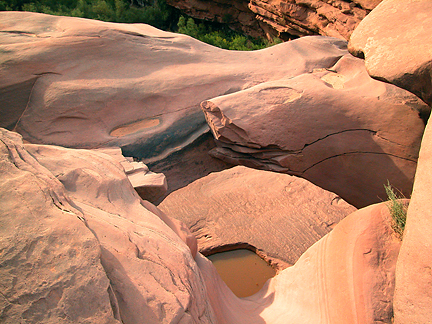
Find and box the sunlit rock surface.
[159,165,356,268]
[393,102,432,324]
[349,0,432,107]
[0,11,346,165]
[0,128,210,323]
[202,54,429,208]
[197,201,400,324]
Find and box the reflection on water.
[207,249,276,298]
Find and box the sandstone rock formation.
[0,128,211,323]
[0,11,347,165]
[201,54,429,208]
[0,127,402,323]
[94,147,168,204]
[393,75,432,324]
[147,132,234,201]
[348,0,432,108]
[167,0,383,41]
[159,165,356,268]
[197,201,400,324]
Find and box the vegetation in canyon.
[0,0,280,50]
[384,181,408,238]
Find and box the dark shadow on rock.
[147,132,234,203]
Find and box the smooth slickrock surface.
[0,11,347,165]
[0,128,212,323]
[167,0,382,41]
[197,201,400,324]
[393,121,432,323]
[0,131,403,324]
[348,0,432,107]
[202,54,429,208]
[159,166,356,268]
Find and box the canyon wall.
[166,0,383,40]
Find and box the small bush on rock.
[384,181,408,238]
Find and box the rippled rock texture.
[0,128,401,323]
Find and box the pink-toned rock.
[393,119,432,322]
[159,166,356,268]
[0,127,404,323]
[94,147,168,203]
[147,132,234,200]
[202,54,429,208]
[348,0,432,107]
[0,130,117,324]
[0,128,211,323]
[0,11,347,164]
[197,201,401,323]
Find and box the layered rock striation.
[201,54,429,208]
[0,128,401,323]
[166,0,383,41]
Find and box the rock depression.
[0,11,347,164]
[159,165,357,268]
[0,128,401,323]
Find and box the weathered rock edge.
[0,128,212,323]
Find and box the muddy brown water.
[207,249,276,298]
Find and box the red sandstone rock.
[393,120,432,322]
[348,0,432,107]
[0,128,210,323]
[197,201,400,323]
[202,54,429,208]
[0,127,404,323]
[94,148,168,203]
[0,11,347,164]
[159,165,356,268]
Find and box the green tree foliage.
[0,0,178,30]
[0,0,282,50]
[177,16,281,51]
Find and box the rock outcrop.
[159,166,356,268]
[0,128,401,323]
[0,11,346,163]
[166,0,383,41]
[94,147,168,204]
[348,0,432,107]
[0,128,211,323]
[393,118,432,323]
[197,201,400,324]
[201,54,429,208]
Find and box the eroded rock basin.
[207,249,276,298]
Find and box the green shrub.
[384,181,408,238]
[177,16,281,51]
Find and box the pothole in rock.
[207,249,276,298]
[110,118,160,137]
